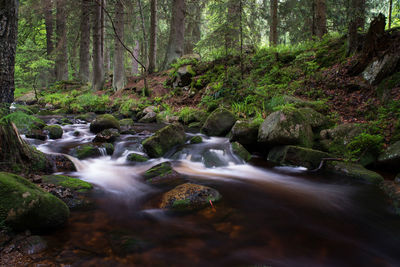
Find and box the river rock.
[258,110,313,148]
[324,161,384,185]
[143,106,156,115]
[231,142,251,162]
[143,162,184,187]
[89,114,120,134]
[25,129,47,141]
[378,141,400,168]
[127,153,148,163]
[229,120,259,145]
[70,143,113,159]
[75,112,96,123]
[320,123,366,151]
[0,172,69,231]
[142,123,186,158]
[190,136,203,144]
[139,111,157,123]
[43,125,63,139]
[201,108,236,137]
[160,183,221,211]
[42,175,93,193]
[380,181,400,215]
[92,128,120,143]
[46,154,76,172]
[268,145,331,169]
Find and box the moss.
[72,144,102,159]
[89,114,120,134]
[42,175,93,192]
[231,142,251,162]
[143,162,173,179]
[172,199,191,210]
[0,172,69,231]
[119,118,134,127]
[127,153,148,162]
[190,136,203,144]
[44,125,63,139]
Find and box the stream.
[23,119,400,266]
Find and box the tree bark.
[41,0,54,56]
[92,0,105,91]
[184,1,202,54]
[269,0,278,46]
[113,0,125,91]
[148,0,157,74]
[163,0,186,68]
[315,0,327,38]
[227,0,240,50]
[55,0,68,81]
[79,0,91,83]
[0,0,19,104]
[347,0,365,55]
[132,40,139,75]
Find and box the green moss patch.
[42,175,93,192]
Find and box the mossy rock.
[258,110,314,148]
[201,107,236,137]
[42,175,93,193]
[324,161,384,185]
[127,153,148,163]
[89,114,120,134]
[160,183,221,211]
[0,172,69,231]
[188,122,202,129]
[71,144,101,159]
[139,112,157,123]
[143,162,184,187]
[142,123,186,158]
[202,150,228,168]
[320,123,366,152]
[231,142,251,162]
[229,120,259,145]
[76,112,96,123]
[268,145,331,169]
[378,141,400,168]
[93,128,120,143]
[120,118,134,127]
[44,125,63,139]
[25,129,47,141]
[190,136,203,144]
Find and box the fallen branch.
[309,158,344,172]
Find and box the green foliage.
[0,111,44,133]
[346,133,384,161]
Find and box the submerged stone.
[324,161,384,185]
[190,136,203,144]
[231,142,252,162]
[0,172,69,231]
[127,153,148,163]
[160,183,221,211]
[143,162,184,187]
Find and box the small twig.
[309,158,344,172]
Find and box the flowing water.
[24,119,400,266]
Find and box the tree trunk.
[389,0,393,29]
[315,0,327,38]
[132,40,139,75]
[41,0,54,56]
[226,0,240,50]
[137,0,148,69]
[269,0,278,46]
[184,1,202,54]
[0,0,19,104]
[148,0,157,74]
[163,0,186,68]
[55,0,68,81]
[92,0,105,91]
[347,0,365,55]
[113,0,125,91]
[79,0,91,83]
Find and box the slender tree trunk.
[315,0,327,38]
[132,40,139,75]
[347,0,366,54]
[389,0,393,29]
[41,0,54,56]
[227,0,240,50]
[163,0,186,68]
[269,0,278,46]
[113,0,125,91]
[137,0,148,69]
[148,0,157,74]
[55,0,68,81]
[92,0,105,91]
[184,1,202,54]
[79,0,91,83]
[0,0,19,104]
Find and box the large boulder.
[378,141,400,168]
[44,125,63,139]
[143,162,184,188]
[268,146,331,169]
[258,110,314,147]
[229,120,259,145]
[142,123,186,158]
[0,172,69,231]
[160,183,221,211]
[89,114,120,134]
[324,162,384,185]
[201,108,236,137]
[320,123,366,152]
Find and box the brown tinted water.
[25,122,400,267]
